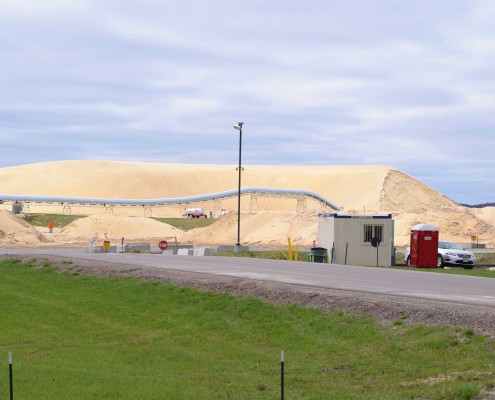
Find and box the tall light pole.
[233,122,244,250]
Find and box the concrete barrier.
[162,249,178,255]
[193,247,216,256]
[94,246,117,253]
[124,243,151,253]
[177,248,194,256]
[459,242,487,249]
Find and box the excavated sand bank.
[0,161,493,247]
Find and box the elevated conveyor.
[0,187,342,215]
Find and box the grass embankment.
[473,253,495,265]
[1,259,494,399]
[20,213,215,232]
[152,217,216,231]
[216,250,310,262]
[22,213,86,228]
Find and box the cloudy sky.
[1,1,494,204]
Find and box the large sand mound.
[180,212,319,246]
[0,210,50,246]
[0,161,434,212]
[393,207,495,247]
[0,161,493,248]
[56,215,184,242]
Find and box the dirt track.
[4,254,495,338]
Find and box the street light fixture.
[233,122,244,250]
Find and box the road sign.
[158,240,169,250]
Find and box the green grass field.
[1,258,494,399]
[21,213,87,228]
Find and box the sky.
[1,1,494,205]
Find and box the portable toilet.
[409,224,439,268]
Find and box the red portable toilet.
[410,224,439,268]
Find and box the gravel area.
[3,254,495,338]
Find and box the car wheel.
[437,255,444,268]
[406,256,411,267]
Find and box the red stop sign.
[158,240,169,250]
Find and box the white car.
[404,241,476,269]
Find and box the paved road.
[2,247,495,308]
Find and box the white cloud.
[0,0,90,17]
[0,0,494,203]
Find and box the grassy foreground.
[1,259,495,399]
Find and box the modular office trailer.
[318,214,395,267]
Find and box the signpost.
[158,240,169,251]
[471,235,478,249]
[371,236,381,267]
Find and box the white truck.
[183,207,208,218]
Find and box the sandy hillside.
[393,207,495,247]
[0,210,50,246]
[472,206,495,225]
[180,212,319,247]
[0,161,415,212]
[54,215,184,244]
[0,160,493,248]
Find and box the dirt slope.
[0,210,50,246]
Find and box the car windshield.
[439,241,463,250]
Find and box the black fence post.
[281,350,284,400]
[9,352,13,400]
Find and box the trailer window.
[363,224,383,243]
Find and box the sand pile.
[472,207,495,226]
[179,208,495,248]
[393,207,495,247]
[56,215,184,243]
[0,210,50,246]
[180,212,319,247]
[380,169,458,211]
[0,161,398,212]
[0,161,493,248]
